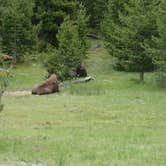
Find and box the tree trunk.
[140,71,144,82]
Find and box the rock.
[32,74,59,95]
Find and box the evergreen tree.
[33,0,77,48]
[0,0,36,62]
[102,0,158,81]
[43,5,88,80]
[151,0,166,87]
[0,58,9,112]
[79,0,108,30]
[75,4,89,60]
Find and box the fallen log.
[72,76,94,84]
[87,33,100,39]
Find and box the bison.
[32,74,59,95]
[76,63,87,77]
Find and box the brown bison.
[70,63,87,78]
[32,74,59,95]
[76,63,87,77]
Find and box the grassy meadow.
[0,45,166,165]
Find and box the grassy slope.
[0,46,166,165]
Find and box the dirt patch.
[4,91,31,97]
[0,162,47,166]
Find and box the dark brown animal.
[76,63,87,77]
[32,74,59,95]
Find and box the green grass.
[0,47,166,165]
[8,63,47,90]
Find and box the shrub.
[0,62,9,112]
[0,0,37,62]
[151,1,166,87]
[102,0,158,81]
[43,5,88,80]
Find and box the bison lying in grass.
[32,74,59,95]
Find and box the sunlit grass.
[8,63,47,90]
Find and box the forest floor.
[0,43,166,165]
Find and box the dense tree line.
[150,0,166,86]
[0,0,88,80]
[79,0,108,30]
[102,0,158,81]
[102,0,166,82]
[0,0,36,62]
[33,0,77,48]
[0,0,166,84]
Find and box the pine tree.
[151,0,166,87]
[43,5,88,80]
[33,0,77,48]
[0,0,36,62]
[79,0,108,30]
[0,58,9,112]
[75,4,89,62]
[102,0,158,81]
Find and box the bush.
[0,55,10,112]
[102,0,158,81]
[43,17,85,80]
[151,1,166,88]
[43,5,88,81]
[0,68,9,112]
[42,50,70,80]
[0,0,37,62]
